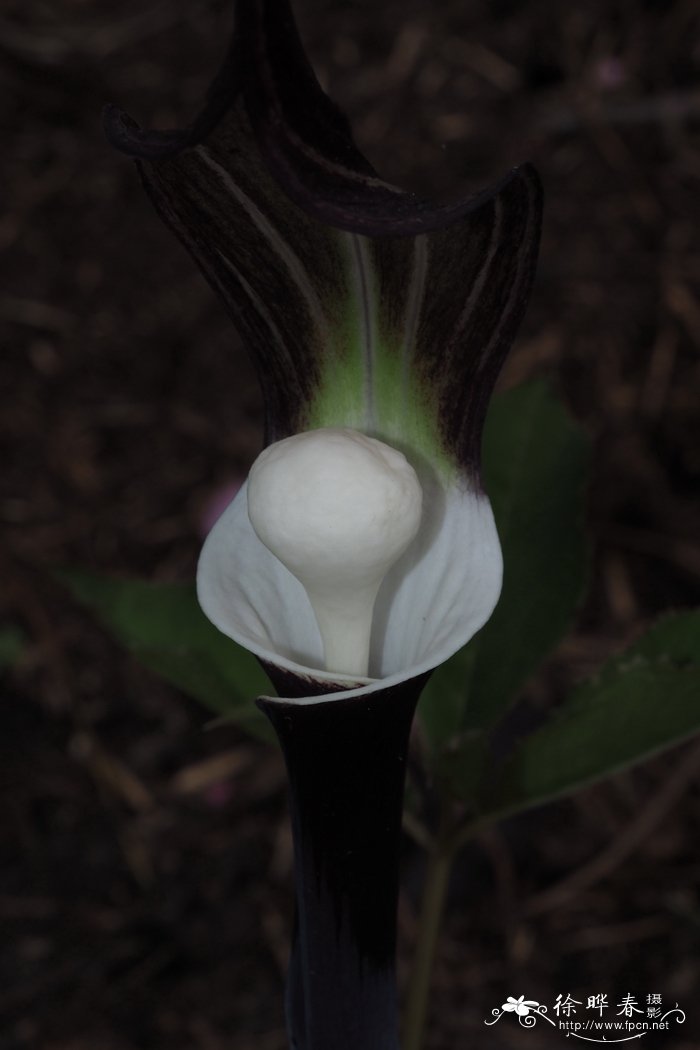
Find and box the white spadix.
[246,428,423,676]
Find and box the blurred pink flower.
[204,780,234,808]
[197,477,244,538]
[594,56,626,90]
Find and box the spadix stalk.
[247,428,423,677]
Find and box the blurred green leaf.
[436,729,489,806]
[419,381,591,759]
[0,625,25,671]
[61,570,272,741]
[482,610,700,820]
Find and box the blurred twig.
[538,90,700,134]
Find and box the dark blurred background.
[2,0,700,1047]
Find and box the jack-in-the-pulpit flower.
[105,2,541,1047]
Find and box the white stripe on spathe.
[215,248,299,380]
[346,232,377,429]
[196,145,331,343]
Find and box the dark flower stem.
[258,676,427,1050]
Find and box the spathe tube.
[258,664,429,1050]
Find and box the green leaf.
[419,381,591,756]
[60,570,272,741]
[436,729,489,806]
[0,625,25,671]
[483,610,700,820]
[418,645,478,754]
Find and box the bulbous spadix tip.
[247,428,423,676]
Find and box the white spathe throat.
[197,427,503,703]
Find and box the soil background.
[2,0,700,1048]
